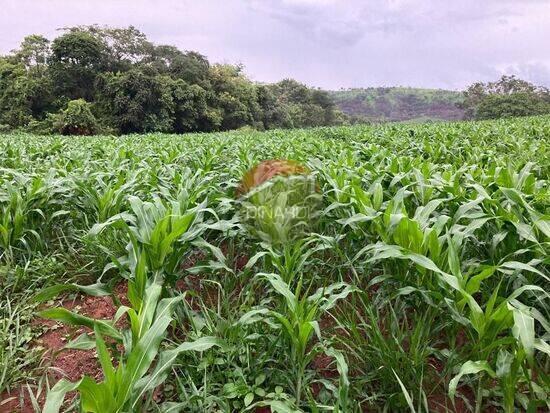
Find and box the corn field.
[0,116,549,412]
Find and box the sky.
[1,0,549,90]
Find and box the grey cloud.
[499,62,550,87]
[1,0,549,89]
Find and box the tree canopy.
[0,26,344,135]
[462,75,550,120]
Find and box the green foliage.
[329,87,465,122]
[0,294,38,394]
[49,30,108,102]
[0,116,549,412]
[41,284,221,413]
[96,69,177,133]
[240,273,354,405]
[475,92,550,120]
[0,57,53,128]
[0,26,343,134]
[53,99,99,135]
[463,75,550,120]
[264,79,346,128]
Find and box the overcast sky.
[1,0,549,90]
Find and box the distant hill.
[328,87,465,122]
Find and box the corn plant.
[1,115,549,412]
[41,281,222,413]
[0,171,68,263]
[89,194,207,294]
[240,273,354,406]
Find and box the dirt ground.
[0,283,128,413]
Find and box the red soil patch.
[0,389,36,413]
[427,389,474,413]
[177,244,250,307]
[176,274,220,311]
[2,282,128,412]
[235,254,249,272]
[39,283,129,380]
[309,352,341,399]
[311,354,339,379]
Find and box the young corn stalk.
[239,273,355,407]
[40,277,222,412]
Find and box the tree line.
[461,75,550,121]
[1,25,549,135]
[0,26,345,135]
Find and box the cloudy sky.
[1,0,549,90]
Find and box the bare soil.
[0,283,128,413]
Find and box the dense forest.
[329,87,465,122]
[0,26,345,135]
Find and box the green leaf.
[372,181,384,210]
[237,308,270,325]
[364,243,462,291]
[465,266,496,295]
[94,326,116,386]
[64,333,96,351]
[244,251,269,270]
[258,273,297,312]
[78,376,116,412]
[496,349,513,378]
[509,303,535,363]
[533,338,550,356]
[39,308,122,340]
[244,392,254,407]
[499,261,550,283]
[392,369,415,413]
[136,279,163,339]
[269,400,298,413]
[118,315,172,406]
[447,235,462,280]
[326,347,350,388]
[449,361,496,400]
[134,336,224,403]
[32,282,111,303]
[43,378,82,413]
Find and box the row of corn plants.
[0,115,548,411]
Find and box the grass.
[0,116,549,412]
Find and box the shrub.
[55,99,98,135]
[475,93,550,120]
[0,124,12,133]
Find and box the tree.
[60,25,153,70]
[169,51,211,85]
[96,69,174,133]
[171,80,212,133]
[257,85,293,129]
[209,64,262,130]
[462,75,550,120]
[49,31,108,101]
[12,35,50,68]
[0,26,347,134]
[475,93,550,120]
[266,79,343,128]
[0,58,54,128]
[54,99,98,135]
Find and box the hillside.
[329,87,465,122]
